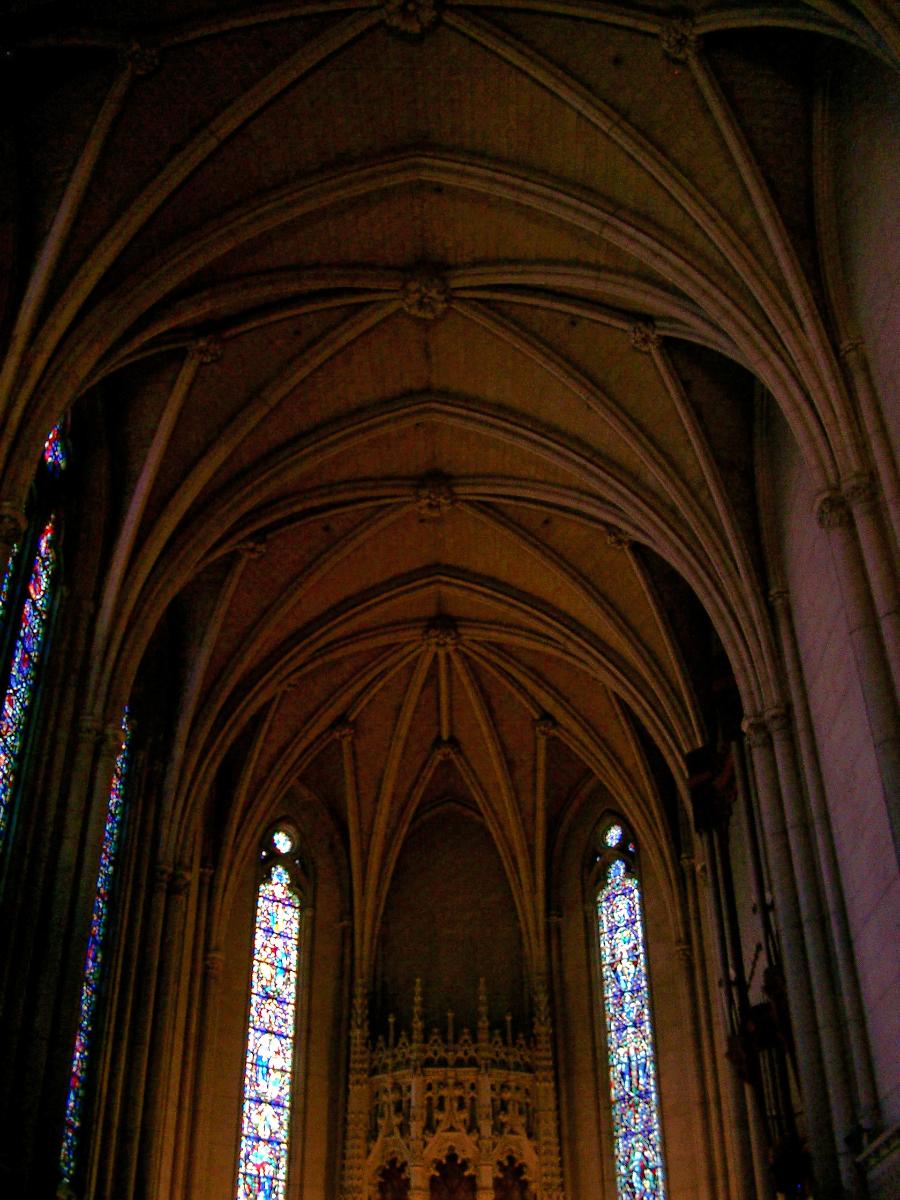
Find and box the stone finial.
[424,614,459,648]
[120,39,160,76]
[815,489,852,530]
[629,321,661,353]
[189,335,223,364]
[383,0,442,36]
[415,470,455,520]
[412,977,424,1041]
[401,267,450,319]
[660,17,698,63]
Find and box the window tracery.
[593,818,667,1200]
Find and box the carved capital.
[154,863,173,891]
[77,715,103,746]
[401,267,450,319]
[675,938,692,962]
[843,472,877,512]
[769,586,790,609]
[604,524,632,549]
[0,502,27,548]
[424,614,459,648]
[101,720,126,756]
[535,713,556,739]
[816,489,852,530]
[333,718,355,743]
[838,334,864,360]
[120,40,160,76]
[235,536,267,560]
[629,321,660,353]
[660,17,698,62]
[741,714,771,750]
[205,948,225,978]
[383,0,442,36]
[170,867,191,896]
[189,335,223,364]
[764,705,791,736]
[415,470,455,520]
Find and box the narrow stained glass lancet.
[60,708,132,1184]
[236,839,302,1200]
[43,422,68,476]
[0,518,56,849]
[597,843,667,1200]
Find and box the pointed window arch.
[593,817,667,1200]
[59,707,132,1185]
[0,423,68,853]
[236,826,305,1200]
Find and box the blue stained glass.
[43,423,67,475]
[598,856,667,1200]
[60,709,132,1183]
[0,545,18,628]
[0,519,56,849]
[236,863,301,1200]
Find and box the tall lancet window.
[0,423,68,852]
[595,819,667,1200]
[59,707,132,1185]
[236,827,304,1200]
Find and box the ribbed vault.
[1,0,896,1015]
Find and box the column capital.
[741,714,771,749]
[842,471,878,513]
[535,713,557,739]
[764,705,792,737]
[205,948,225,978]
[815,488,852,530]
[0,501,27,546]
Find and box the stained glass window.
[0,519,56,849]
[236,840,302,1200]
[0,545,18,629]
[43,423,68,475]
[597,834,667,1200]
[59,708,132,1184]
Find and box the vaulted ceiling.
[2,0,895,977]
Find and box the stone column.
[742,716,841,1197]
[765,706,861,1195]
[186,945,225,1196]
[769,589,880,1134]
[120,862,171,1200]
[817,489,900,858]
[843,473,900,695]
[138,865,192,1200]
